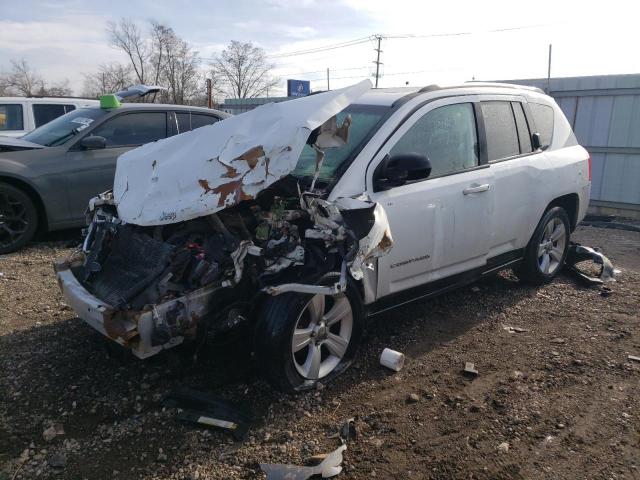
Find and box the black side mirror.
[80,135,107,150]
[375,153,432,191]
[531,132,541,150]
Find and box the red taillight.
[587,154,592,182]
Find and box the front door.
[63,111,168,222]
[367,98,495,298]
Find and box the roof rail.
[418,84,442,93]
[415,82,545,96]
[463,81,545,94]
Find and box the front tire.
[517,206,570,285]
[255,275,364,392]
[0,183,38,254]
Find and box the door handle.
[463,183,490,195]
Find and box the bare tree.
[82,63,133,98]
[107,18,149,86]
[37,79,72,97]
[3,59,44,96]
[160,29,201,104]
[105,19,203,105]
[0,58,72,97]
[210,41,279,99]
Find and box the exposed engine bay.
[54,80,393,358]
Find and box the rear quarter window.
[529,103,555,148]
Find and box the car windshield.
[22,108,107,147]
[292,104,389,182]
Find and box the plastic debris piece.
[339,417,357,444]
[260,445,346,480]
[42,423,65,442]
[380,348,405,372]
[628,355,640,363]
[564,242,616,285]
[463,362,478,378]
[165,387,251,440]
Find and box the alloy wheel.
[291,292,353,380]
[537,217,567,275]
[0,191,30,251]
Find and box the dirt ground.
[0,225,639,480]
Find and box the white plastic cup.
[380,348,405,372]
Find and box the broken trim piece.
[564,242,616,285]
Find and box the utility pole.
[373,34,383,88]
[546,44,553,94]
[206,78,213,109]
[327,68,330,91]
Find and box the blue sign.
[287,79,311,97]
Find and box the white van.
[0,97,99,137]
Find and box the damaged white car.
[55,80,591,391]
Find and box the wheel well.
[547,193,579,231]
[0,176,48,233]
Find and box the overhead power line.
[268,23,550,60]
[268,36,372,58]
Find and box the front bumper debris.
[55,260,222,358]
[564,242,616,285]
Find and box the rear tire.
[0,182,38,254]
[517,206,570,285]
[255,274,364,392]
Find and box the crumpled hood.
[114,80,371,226]
[0,136,46,151]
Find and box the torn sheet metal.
[260,445,346,480]
[564,242,616,285]
[342,201,393,281]
[114,80,371,226]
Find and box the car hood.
[0,136,46,152]
[113,80,371,226]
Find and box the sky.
[1,0,639,98]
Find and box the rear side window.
[511,102,532,153]
[176,112,219,133]
[481,101,520,161]
[91,112,167,147]
[0,104,24,131]
[529,103,554,148]
[33,104,76,128]
[390,102,478,178]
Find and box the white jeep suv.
[55,80,590,391]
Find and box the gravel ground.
[0,225,639,480]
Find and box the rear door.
[368,96,495,298]
[62,110,169,221]
[478,98,547,258]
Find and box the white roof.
[0,97,99,104]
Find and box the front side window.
[0,104,24,131]
[91,112,167,147]
[481,101,520,161]
[529,103,554,148]
[389,103,478,178]
[33,104,76,128]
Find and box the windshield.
[293,104,389,182]
[23,108,107,146]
